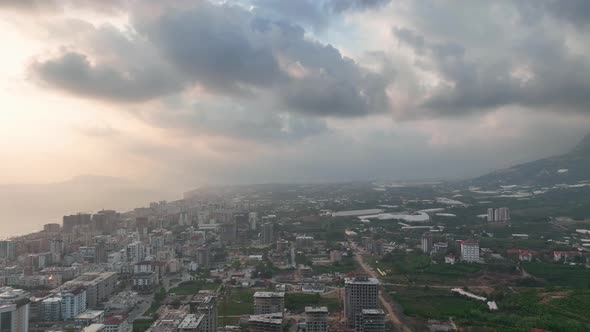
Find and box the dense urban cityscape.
[2,133,590,332]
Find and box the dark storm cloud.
[32,0,392,117]
[32,52,182,102]
[136,3,286,95]
[517,0,590,28]
[393,24,590,117]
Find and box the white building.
[61,288,87,320]
[249,212,258,231]
[460,240,480,263]
[126,242,145,263]
[41,297,63,321]
[421,233,432,254]
[0,287,29,332]
[487,207,510,222]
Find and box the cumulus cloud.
[32,52,183,102]
[388,1,590,118]
[31,0,393,118]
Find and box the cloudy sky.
[2,0,590,190]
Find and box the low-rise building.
[103,314,131,332]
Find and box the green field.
[169,280,219,295]
[390,286,590,331]
[388,286,487,319]
[373,253,484,285]
[284,293,343,312]
[523,262,590,288]
[312,256,358,274]
[218,288,256,321]
[132,319,154,332]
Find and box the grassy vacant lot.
[373,253,483,285]
[523,262,590,288]
[284,293,343,312]
[312,256,358,274]
[549,289,590,320]
[387,286,486,319]
[390,286,590,331]
[169,280,219,295]
[132,319,154,332]
[218,288,256,320]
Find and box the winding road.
[354,253,413,332]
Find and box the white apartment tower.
[421,233,433,254]
[460,240,480,263]
[249,212,258,231]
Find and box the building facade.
[253,292,285,315]
[344,277,379,330]
[305,306,328,332]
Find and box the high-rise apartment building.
[344,277,379,330]
[253,292,285,315]
[305,307,328,332]
[358,309,385,332]
[421,233,433,254]
[192,295,217,332]
[261,223,274,245]
[0,241,16,261]
[0,288,30,332]
[0,304,17,332]
[60,288,87,320]
[249,212,258,230]
[62,214,91,233]
[296,236,314,249]
[196,246,211,269]
[487,207,510,222]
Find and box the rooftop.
[253,292,285,298]
[178,314,203,329]
[248,313,283,325]
[305,306,328,313]
[76,310,105,320]
[345,277,379,285]
[362,309,385,315]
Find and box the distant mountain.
[467,132,590,187]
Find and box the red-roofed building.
[104,314,130,332]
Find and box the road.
[354,253,413,332]
[128,294,154,321]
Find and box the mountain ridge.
[466,131,590,187]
